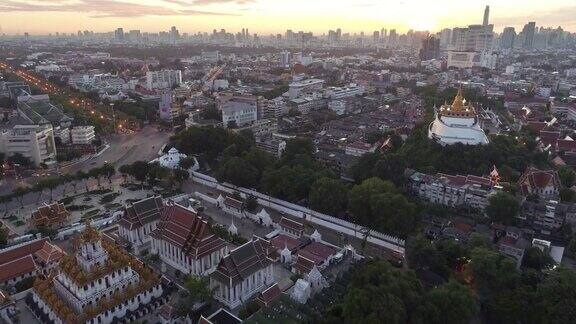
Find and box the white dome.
[428,114,489,146]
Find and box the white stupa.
[228,219,238,235]
[428,89,489,146]
[310,229,322,242]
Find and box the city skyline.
[0,0,575,35]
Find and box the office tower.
[114,28,124,42]
[439,28,452,49]
[170,26,179,37]
[389,29,398,46]
[451,24,493,52]
[483,5,490,26]
[522,22,536,49]
[500,27,516,49]
[280,51,290,67]
[336,28,342,41]
[373,31,380,42]
[419,36,440,60]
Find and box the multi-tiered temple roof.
[31,221,164,323]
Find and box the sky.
[0,0,575,35]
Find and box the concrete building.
[221,96,259,128]
[70,126,96,145]
[0,124,57,166]
[288,79,325,99]
[146,70,182,90]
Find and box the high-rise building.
[280,51,291,67]
[483,5,490,26]
[389,29,398,46]
[373,31,380,42]
[114,27,124,42]
[500,27,516,49]
[420,36,441,60]
[439,28,452,49]
[522,22,536,49]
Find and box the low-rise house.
[497,227,529,268]
[0,238,64,286]
[30,202,70,229]
[150,204,229,276]
[210,238,274,309]
[118,196,164,252]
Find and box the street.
[61,125,173,174]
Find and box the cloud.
[491,5,576,28]
[162,0,255,4]
[0,0,240,17]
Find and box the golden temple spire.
[451,88,465,112]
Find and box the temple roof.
[119,196,164,230]
[439,89,476,118]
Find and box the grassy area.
[13,220,25,227]
[99,192,120,204]
[245,296,307,324]
[82,209,100,220]
[104,202,123,210]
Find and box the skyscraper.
[483,5,490,26]
[419,36,440,60]
[114,28,124,42]
[522,22,536,49]
[500,27,516,49]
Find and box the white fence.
[191,172,405,255]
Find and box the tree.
[342,260,423,324]
[0,226,7,248]
[147,162,170,186]
[348,177,397,226]
[178,156,197,170]
[522,247,554,271]
[406,235,450,279]
[243,147,276,178]
[414,280,479,324]
[282,138,314,163]
[559,188,576,203]
[100,163,116,185]
[216,157,259,188]
[13,186,29,208]
[36,178,62,201]
[245,195,258,212]
[309,177,349,216]
[119,164,132,183]
[485,192,519,225]
[558,166,575,188]
[369,192,417,238]
[468,247,520,294]
[130,161,150,185]
[538,268,576,323]
[8,153,32,168]
[176,276,213,316]
[172,168,189,188]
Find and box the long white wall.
[190,172,405,256]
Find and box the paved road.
[61,125,173,174]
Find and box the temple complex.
[428,89,489,146]
[29,221,167,324]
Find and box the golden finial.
[451,88,465,112]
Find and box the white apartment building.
[221,97,258,128]
[407,170,499,210]
[288,79,325,99]
[71,126,96,145]
[0,124,57,166]
[325,84,365,100]
[146,70,182,90]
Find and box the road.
[61,125,173,174]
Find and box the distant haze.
[0,0,575,35]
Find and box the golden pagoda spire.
[451,88,465,112]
